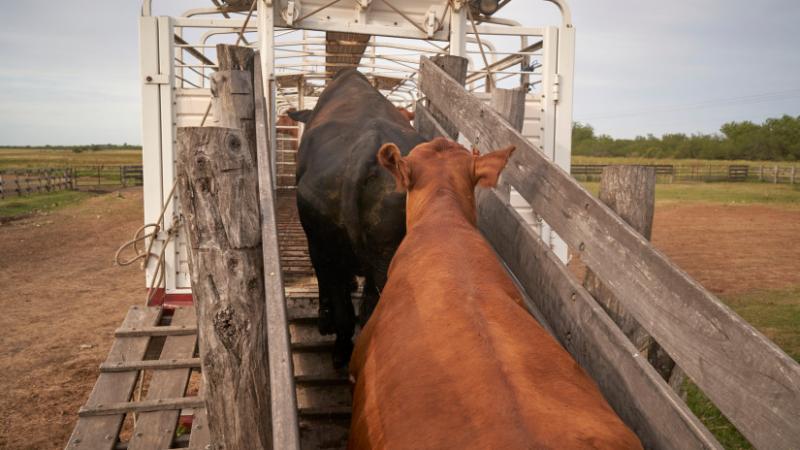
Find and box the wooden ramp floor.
[278,190,354,450]
[69,190,352,449]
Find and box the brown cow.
[348,137,642,449]
[396,107,414,122]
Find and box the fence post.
[583,166,680,389]
[792,166,796,184]
[120,166,125,187]
[178,44,272,450]
[759,165,763,181]
[773,165,778,183]
[0,174,4,199]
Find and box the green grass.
[0,148,142,169]
[684,285,800,449]
[0,190,93,218]
[580,181,800,205]
[573,155,799,168]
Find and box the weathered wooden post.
[583,166,679,388]
[792,166,797,184]
[176,43,272,449]
[490,87,525,202]
[177,127,271,450]
[415,55,469,140]
[774,164,779,183]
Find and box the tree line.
[0,144,142,152]
[573,115,800,161]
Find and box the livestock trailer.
[68,1,800,449]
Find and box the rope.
[114,179,180,306]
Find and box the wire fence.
[1,162,796,200]
[571,164,799,184]
[0,165,144,199]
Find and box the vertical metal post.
[158,16,178,293]
[258,0,277,189]
[449,3,466,57]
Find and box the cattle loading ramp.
[68,1,800,449]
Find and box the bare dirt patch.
[0,191,798,449]
[652,202,800,296]
[0,189,143,450]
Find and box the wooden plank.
[420,56,800,449]
[584,166,677,385]
[115,325,196,338]
[188,408,211,449]
[414,102,450,142]
[254,52,301,450]
[99,358,201,373]
[489,87,525,202]
[477,190,721,449]
[78,397,205,417]
[128,308,199,449]
[419,55,468,139]
[67,306,161,450]
[177,126,271,450]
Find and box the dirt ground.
[0,189,143,450]
[0,190,799,449]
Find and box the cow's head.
[288,108,313,123]
[378,137,515,225]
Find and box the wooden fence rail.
[0,168,76,199]
[419,55,800,450]
[572,163,798,184]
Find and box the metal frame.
[139,0,575,316]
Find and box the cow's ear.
[473,145,516,188]
[288,109,313,123]
[378,143,412,192]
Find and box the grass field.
[0,148,142,169]
[573,155,799,168]
[581,181,800,205]
[0,190,93,219]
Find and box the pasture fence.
[0,168,76,199]
[571,163,799,184]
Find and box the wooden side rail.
[254,52,301,450]
[419,55,800,450]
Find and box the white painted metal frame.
[139,0,576,292]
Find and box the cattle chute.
[67,1,800,449]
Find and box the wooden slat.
[420,56,800,449]
[188,408,211,449]
[127,308,199,449]
[115,325,196,338]
[254,52,301,449]
[78,397,205,417]
[477,190,720,449]
[99,358,201,373]
[67,306,162,450]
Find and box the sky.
[0,0,798,145]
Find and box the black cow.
[289,69,424,367]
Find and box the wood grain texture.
[254,52,302,450]
[210,70,257,164]
[127,307,198,450]
[489,88,525,202]
[67,306,161,450]
[419,55,468,139]
[584,166,677,383]
[477,189,721,449]
[177,126,271,450]
[419,56,800,449]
